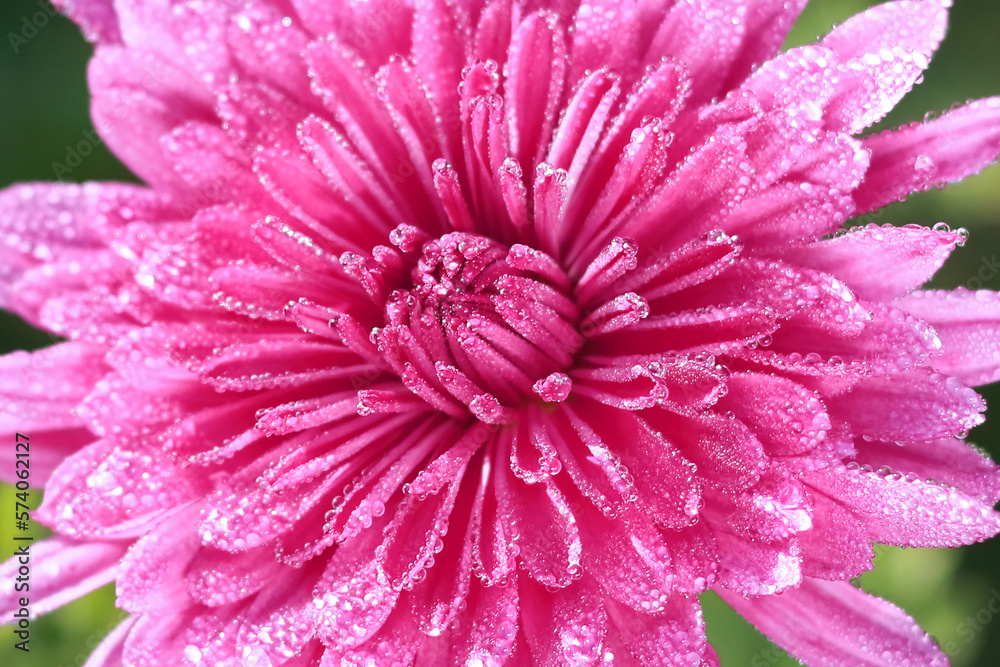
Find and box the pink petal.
[804,464,1000,548]
[714,533,801,596]
[545,68,621,192]
[253,150,381,253]
[776,224,964,302]
[797,491,874,580]
[325,605,422,666]
[452,580,521,665]
[313,525,399,649]
[54,0,122,43]
[625,124,748,263]
[114,0,234,89]
[496,466,581,588]
[306,39,436,222]
[896,288,1000,386]
[717,373,830,457]
[83,617,137,667]
[0,342,108,426]
[161,122,266,207]
[855,437,1000,506]
[569,0,640,86]
[0,537,127,619]
[719,579,948,667]
[412,0,471,161]
[826,368,984,443]
[88,46,215,194]
[644,0,745,105]
[0,182,173,322]
[855,97,1000,213]
[569,401,700,528]
[719,0,809,92]
[820,0,949,63]
[575,499,676,614]
[826,47,930,134]
[37,439,203,538]
[644,407,767,492]
[722,182,854,249]
[227,4,312,99]
[236,561,322,664]
[185,543,285,607]
[116,504,201,613]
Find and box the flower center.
[376,232,582,419]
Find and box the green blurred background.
[1,0,999,665]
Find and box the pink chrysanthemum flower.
[4,0,1000,664]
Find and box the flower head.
[4,0,1000,665]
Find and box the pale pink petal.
[54,0,122,43]
[820,0,949,62]
[896,288,1000,386]
[0,537,128,619]
[88,47,215,194]
[83,616,137,667]
[720,579,949,667]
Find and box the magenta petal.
[506,11,567,173]
[0,537,127,619]
[897,288,1000,386]
[603,593,707,667]
[720,578,948,667]
[855,97,1000,213]
[521,576,606,667]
